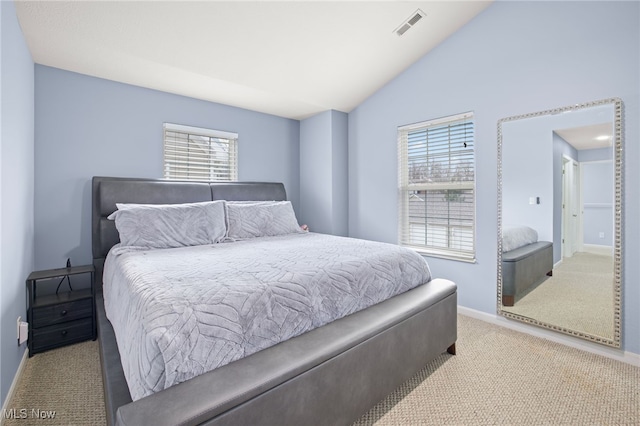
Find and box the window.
[397,112,475,262]
[163,123,238,181]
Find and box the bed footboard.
[97,279,457,426]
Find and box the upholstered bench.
[502,241,553,306]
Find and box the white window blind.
[398,112,475,262]
[163,123,238,182]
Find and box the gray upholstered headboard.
[91,176,287,288]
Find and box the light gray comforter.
[103,233,432,401]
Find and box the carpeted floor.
[3,338,106,426]
[5,314,638,425]
[502,252,615,340]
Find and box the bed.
[92,176,457,426]
[501,226,553,306]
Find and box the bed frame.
[501,241,553,306]
[92,176,457,426]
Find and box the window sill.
[403,245,477,264]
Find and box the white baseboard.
[582,244,613,256]
[0,349,28,426]
[458,305,640,367]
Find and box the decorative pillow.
[114,202,180,210]
[225,201,304,240]
[107,201,226,248]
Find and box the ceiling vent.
[395,9,426,36]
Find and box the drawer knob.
[61,330,68,336]
[60,310,68,316]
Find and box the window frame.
[163,123,238,182]
[397,112,476,262]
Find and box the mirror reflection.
[497,99,621,347]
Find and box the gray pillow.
[226,201,303,240]
[502,225,538,252]
[107,201,227,248]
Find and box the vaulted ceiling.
[15,1,492,120]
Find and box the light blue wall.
[330,110,348,237]
[299,110,348,235]
[582,161,614,246]
[300,112,332,231]
[348,1,639,354]
[502,118,554,242]
[0,0,35,406]
[34,65,300,271]
[579,147,612,163]
[579,148,614,248]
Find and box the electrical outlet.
[599,232,605,239]
[17,317,29,345]
[19,321,28,345]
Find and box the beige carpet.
[3,339,105,426]
[5,315,638,426]
[503,252,615,340]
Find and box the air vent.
[396,23,411,36]
[407,13,423,26]
[394,9,426,36]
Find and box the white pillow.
[107,201,227,248]
[225,201,303,240]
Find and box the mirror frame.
[497,97,622,348]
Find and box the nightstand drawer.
[32,298,92,328]
[32,318,93,352]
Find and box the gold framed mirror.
[497,98,622,348]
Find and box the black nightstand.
[26,264,96,357]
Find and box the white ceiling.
[15,1,492,120]
[554,122,613,151]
